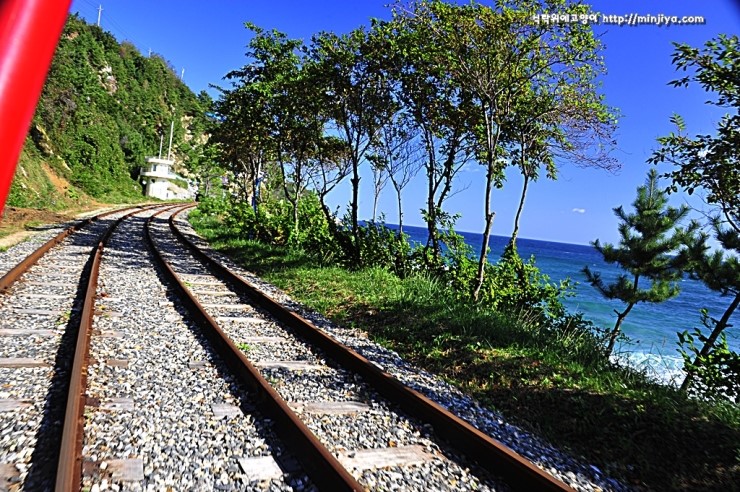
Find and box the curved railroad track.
[0,203,621,491]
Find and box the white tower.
[140,157,177,199]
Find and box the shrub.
[679,310,740,403]
[356,219,414,275]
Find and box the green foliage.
[482,248,571,324]
[216,192,340,264]
[678,313,740,403]
[649,34,740,233]
[195,194,231,217]
[6,147,71,210]
[583,169,692,354]
[424,217,572,328]
[355,219,413,275]
[15,14,210,204]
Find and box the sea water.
[386,223,740,385]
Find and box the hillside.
[7,13,211,210]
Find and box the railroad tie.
[0,399,32,412]
[215,315,265,323]
[201,303,252,310]
[100,398,135,412]
[109,459,145,481]
[240,336,285,344]
[289,401,371,415]
[0,463,20,489]
[236,456,284,482]
[253,360,326,372]
[0,358,49,368]
[0,329,57,336]
[211,403,242,419]
[337,445,433,472]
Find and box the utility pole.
[166,121,174,160]
[97,4,103,27]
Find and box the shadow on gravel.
[24,216,148,488]
[24,238,97,489]
[145,218,313,488]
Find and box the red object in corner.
[0,0,71,214]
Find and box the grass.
[190,210,740,491]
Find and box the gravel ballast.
[0,204,632,491]
[172,209,632,492]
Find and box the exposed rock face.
[29,125,55,157]
[99,65,118,94]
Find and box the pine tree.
[583,169,691,355]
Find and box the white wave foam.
[610,350,686,387]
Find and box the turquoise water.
[391,223,740,384]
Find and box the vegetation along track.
[0,202,592,491]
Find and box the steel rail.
[0,205,156,294]
[169,206,574,492]
[55,204,182,491]
[145,207,364,491]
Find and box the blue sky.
[70,0,740,245]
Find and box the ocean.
[388,223,740,385]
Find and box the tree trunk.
[508,173,530,251]
[251,158,262,213]
[351,157,361,264]
[680,292,740,391]
[424,153,439,264]
[606,302,635,355]
[472,164,496,302]
[396,187,403,236]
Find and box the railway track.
[0,205,160,490]
[0,203,617,491]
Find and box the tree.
[310,28,394,264]
[648,35,740,397]
[369,157,389,222]
[307,135,352,252]
[212,23,294,206]
[677,220,740,397]
[458,0,611,301]
[380,3,473,266]
[583,170,691,355]
[391,0,613,300]
[369,111,423,235]
[211,83,270,203]
[506,60,619,251]
[649,35,740,234]
[188,142,224,200]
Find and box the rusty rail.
[169,206,573,492]
[55,204,181,491]
[0,205,155,294]
[145,207,364,491]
